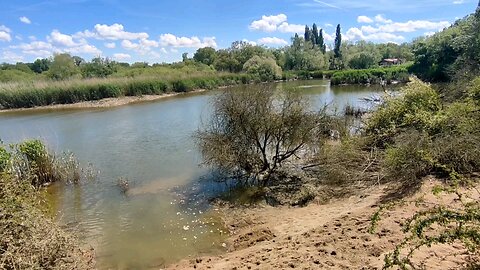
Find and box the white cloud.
[453,0,465,4]
[249,14,287,32]
[2,50,24,62]
[0,25,12,42]
[121,38,159,54]
[325,23,334,28]
[28,35,36,41]
[242,39,257,46]
[19,16,31,24]
[249,14,304,34]
[160,47,168,54]
[257,37,288,46]
[113,53,131,60]
[357,16,373,23]
[104,42,116,48]
[345,27,405,42]
[66,44,101,55]
[424,31,436,36]
[48,30,79,47]
[159,34,217,48]
[374,15,393,24]
[75,23,149,40]
[361,19,450,33]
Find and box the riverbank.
[168,178,478,269]
[0,89,206,113]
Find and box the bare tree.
[196,86,331,186]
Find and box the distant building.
[379,58,403,67]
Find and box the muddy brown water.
[0,80,390,268]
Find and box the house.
[379,58,403,67]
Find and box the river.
[0,80,388,269]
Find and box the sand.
[167,178,479,269]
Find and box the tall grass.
[0,73,256,109]
[330,66,411,85]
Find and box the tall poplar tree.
[304,25,311,42]
[318,29,326,53]
[334,24,342,58]
[312,24,319,46]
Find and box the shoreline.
[0,89,207,114]
[167,179,477,269]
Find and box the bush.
[330,66,410,85]
[365,79,441,146]
[243,56,282,81]
[196,85,331,186]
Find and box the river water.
[0,80,387,269]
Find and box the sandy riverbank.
[0,90,206,113]
[168,179,478,269]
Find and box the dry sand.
[168,178,479,269]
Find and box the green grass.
[330,65,411,85]
[0,73,256,109]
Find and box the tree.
[72,56,85,66]
[334,24,342,59]
[318,29,326,54]
[242,56,282,81]
[47,53,78,80]
[304,25,311,43]
[193,47,217,66]
[30,58,51,74]
[80,57,116,78]
[182,52,189,62]
[312,24,319,47]
[196,86,329,186]
[348,53,377,69]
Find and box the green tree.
[182,52,189,62]
[80,57,116,78]
[334,24,342,59]
[304,25,311,43]
[193,47,217,66]
[242,55,282,81]
[47,53,78,80]
[318,29,326,53]
[30,58,51,74]
[312,24,319,46]
[348,53,377,69]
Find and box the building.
[379,58,403,67]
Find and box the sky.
[0,0,477,64]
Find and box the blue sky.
[0,0,477,63]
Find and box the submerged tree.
[196,86,331,186]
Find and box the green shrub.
[366,79,441,146]
[0,145,10,172]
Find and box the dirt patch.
[167,179,478,269]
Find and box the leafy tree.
[80,57,116,78]
[318,29,326,53]
[242,55,282,81]
[312,24,319,46]
[348,53,377,69]
[284,35,326,71]
[193,47,217,66]
[72,56,85,67]
[47,53,79,80]
[30,58,51,74]
[196,86,330,186]
[304,25,311,43]
[182,53,189,62]
[334,24,342,59]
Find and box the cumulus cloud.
[104,42,116,48]
[121,38,159,55]
[0,25,12,42]
[249,14,304,33]
[257,37,288,46]
[2,50,24,62]
[75,23,149,40]
[48,30,79,47]
[113,53,131,60]
[19,16,31,24]
[344,14,450,43]
[357,16,373,23]
[374,15,393,24]
[159,34,217,48]
[345,27,405,42]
